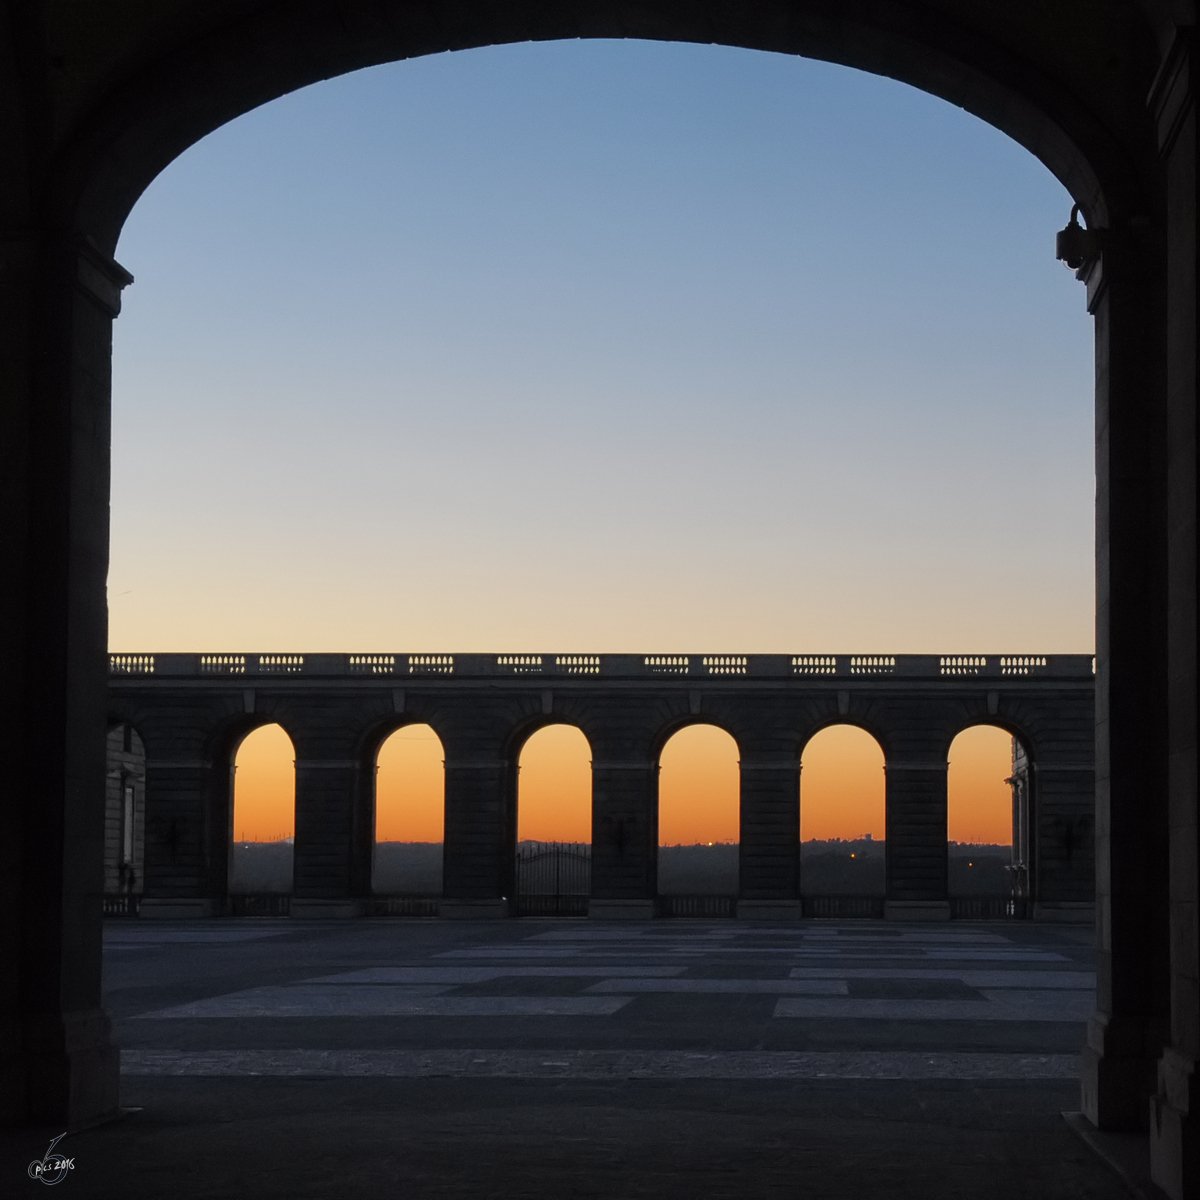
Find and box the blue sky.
[109,38,1093,653]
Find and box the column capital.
[75,237,133,317]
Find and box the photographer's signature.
[28,1134,74,1186]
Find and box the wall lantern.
[1055,205,1102,270]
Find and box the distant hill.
[658,844,738,895]
[228,837,1014,898]
[801,838,885,896]
[229,841,293,894]
[947,842,1012,896]
[373,842,442,894]
[801,837,1012,896]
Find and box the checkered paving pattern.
[108,920,1093,1080]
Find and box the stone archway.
[5,8,1187,1193]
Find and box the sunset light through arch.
[375,724,445,843]
[800,725,885,843]
[517,724,592,844]
[232,723,294,843]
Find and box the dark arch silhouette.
[228,722,296,901]
[372,722,446,898]
[514,722,593,840]
[799,722,887,834]
[60,6,1136,255]
[799,723,887,905]
[8,6,1185,1178]
[657,722,740,907]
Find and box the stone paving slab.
[788,967,1095,986]
[65,922,1130,1199]
[772,991,1094,1021]
[309,965,687,982]
[120,1047,1080,1079]
[139,989,634,1019]
[585,977,851,994]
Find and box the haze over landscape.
[110,40,1091,848]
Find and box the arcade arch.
[657,724,740,897]
[513,724,593,914]
[373,723,445,895]
[946,724,1021,899]
[229,723,295,895]
[7,0,1184,1170]
[799,724,886,898]
[516,724,593,845]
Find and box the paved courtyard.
[9,919,1132,1198]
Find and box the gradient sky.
[109,38,1094,655]
[800,724,885,842]
[518,724,593,843]
[659,725,742,845]
[376,723,445,842]
[232,724,297,843]
[233,719,1014,846]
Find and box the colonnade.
[107,653,1095,920]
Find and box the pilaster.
[8,237,131,1124]
[739,755,800,905]
[442,741,511,906]
[1081,194,1173,1133]
[884,752,950,920]
[1149,29,1200,1196]
[589,756,657,910]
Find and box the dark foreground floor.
[6,918,1131,1199]
[9,1076,1126,1200]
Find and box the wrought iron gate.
[515,841,591,916]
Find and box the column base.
[289,899,363,919]
[885,900,951,921]
[1033,901,1095,923]
[588,899,655,920]
[439,898,510,919]
[21,1009,121,1129]
[1082,1013,1158,1130]
[1151,1048,1199,1199]
[737,899,802,921]
[138,898,214,919]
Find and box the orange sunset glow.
[229,716,1016,847]
[947,724,1014,845]
[518,724,592,842]
[800,725,886,841]
[658,724,740,845]
[232,723,295,842]
[376,724,445,842]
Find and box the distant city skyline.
[108,39,1093,657]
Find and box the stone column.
[589,754,658,919]
[440,737,511,919]
[738,751,801,919]
[1032,760,1096,921]
[4,237,130,1124]
[291,743,365,918]
[138,746,222,919]
[884,749,950,920]
[1082,222,1173,1134]
[1149,33,1200,1199]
